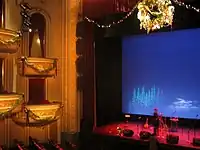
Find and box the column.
[60,0,82,145]
[3,55,14,147]
[12,33,29,146]
[66,0,81,133]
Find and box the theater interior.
[0,0,200,149]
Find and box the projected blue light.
[122,28,200,119]
[132,86,162,108]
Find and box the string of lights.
[84,0,200,28]
[173,0,200,12]
[84,0,141,28]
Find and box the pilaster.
[65,0,81,133]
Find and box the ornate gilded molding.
[0,94,23,117]
[0,28,20,58]
[12,103,63,127]
[18,57,57,77]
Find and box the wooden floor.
[93,122,200,150]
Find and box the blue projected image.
[122,28,200,119]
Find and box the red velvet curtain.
[81,0,138,126]
[28,79,45,104]
[76,21,95,126]
[82,22,95,124]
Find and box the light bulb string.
[84,0,141,28]
[173,0,200,12]
[84,0,200,28]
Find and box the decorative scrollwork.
[0,34,21,46]
[20,56,57,75]
[0,94,24,119]
[12,103,63,127]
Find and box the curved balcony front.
[0,28,20,58]
[18,57,57,78]
[0,94,23,118]
[12,103,63,127]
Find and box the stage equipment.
[166,134,179,144]
[187,129,191,143]
[144,118,149,129]
[139,131,151,140]
[169,117,179,132]
[193,114,199,138]
[158,113,168,137]
[125,114,131,123]
[137,124,139,135]
[116,126,123,136]
[123,129,134,137]
[193,138,200,146]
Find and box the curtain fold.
[28,31,34,56]
[29,13,46,57]
[77,21,95,125]
[38,28,45,57]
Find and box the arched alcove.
[29,13,46,57]
[28,12,47,105]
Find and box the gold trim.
[18,57,57,77]
[12,103,63,127]
[0,94,23,115]
[0,28,19,37]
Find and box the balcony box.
[18,57,57,77]
[0,28,20,58]
[12,103,63,127]
[0,94,23,118]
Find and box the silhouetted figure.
[153,108,159,135]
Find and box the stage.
[93,122,200,150]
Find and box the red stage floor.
[93,122,200,149]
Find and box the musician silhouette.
[153,108,159,135]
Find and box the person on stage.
[153,108,159,135]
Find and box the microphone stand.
[187,129,191,143]
[193,114,199,138]
[170,110,176,132]
[182,127,184,136]
[124,114,130,128]
[137,116,141,136]
[187,114,199,143]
